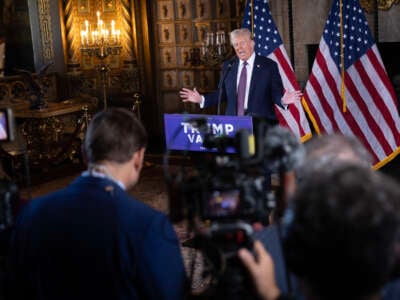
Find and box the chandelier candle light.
[80,11,121,54]
[80,11,122,110]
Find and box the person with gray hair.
[297,133,372,175]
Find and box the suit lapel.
[249,55,261,105]
[226,59,239,108]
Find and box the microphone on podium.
[217,57,236,115]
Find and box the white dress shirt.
[237,52,256,110]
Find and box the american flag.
[303,0,400,168]
[242,0,312,142]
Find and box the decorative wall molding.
[120,0,136,62]
[38,0,55,64]
[63,0,80,66]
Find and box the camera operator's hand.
[238,240,281,300]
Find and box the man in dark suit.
[180,28,301,123]
[181,28,302,192]
[7,108,188,300]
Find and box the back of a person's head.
[84,108,147,164]
[283,164,400,300]
[296,134,372,182]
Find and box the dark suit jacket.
[7,176,187,300]
[204,55,284,121]
[253,225,301,297]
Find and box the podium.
[164,114,253,153]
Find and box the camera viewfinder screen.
[208,189,240,218]
[0,111,8,141]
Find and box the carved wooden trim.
[63,0,80,65]
[120,0,136,62]
[38,0,55,64]
[360,0,400,13]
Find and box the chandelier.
[80,11,122,58]
[192,30,231,66]
[80,11,122,110]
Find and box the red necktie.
[237,61,247,116]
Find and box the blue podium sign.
[164,114,253,152]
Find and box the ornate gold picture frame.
[360,0,400,13]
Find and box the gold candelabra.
[189,30,231,66]
[80,11,122,110]
[200,31,230,66]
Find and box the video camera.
[164,117,303,299]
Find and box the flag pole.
[288,0,295,69]
[339,0,347,112]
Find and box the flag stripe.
[349,62,393,153]
[272,46,299,90]
[275,105,301,137]
[366,48,400,132]
[307,76,338,132]
[353,56,399,149]
[314,50,344,131]
[324,55,383,162]
[308,55,341,131]
[270,47,307,137]
[268,51,302,136]
[344,69,389,159]
[368,46,398,107]
[304,51,338,133]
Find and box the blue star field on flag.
[324,0,374,70]
[242,0,283,56]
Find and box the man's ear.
[133,147,145,171]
